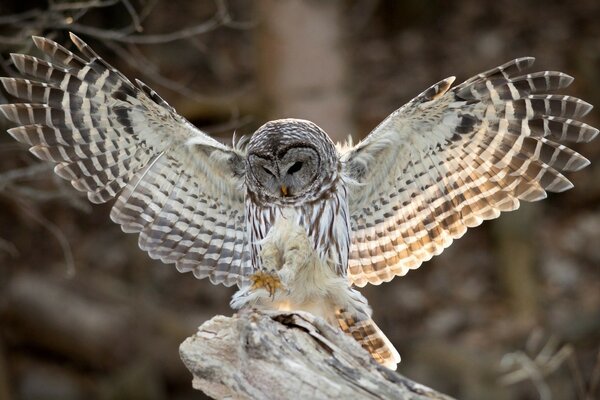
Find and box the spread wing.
[0,33,251,287]
[341,57,597,287]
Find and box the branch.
[179,310,454,400]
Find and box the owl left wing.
[0,34,251,287]
[341,58,597,287]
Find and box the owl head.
[245,119,338,203]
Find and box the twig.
[0,9,44,25]
[0,0,249,47]
[0,163,53,189]
[64,0,226,44]
[48,0,120,11]
[0,237,19,258]
[500,351,552,400]
[136,0,159,25]
[202,114,254,136]
[500,332,577,400]
[103,40,249,106]
[7,184,89,211]
[12,199,76,278]
[121,0,143,32]
[0,143,28,152]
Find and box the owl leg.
[278,227,312,285]
[250,241,284,299]
[249,271,283,299]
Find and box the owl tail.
[336,310,401,370]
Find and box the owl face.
[246,119,338,202]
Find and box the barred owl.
[1,34,597,370]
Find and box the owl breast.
[242,181,354,322]
[245,181,350,279]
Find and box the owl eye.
[262,166,275,177]
[287,161,303,174]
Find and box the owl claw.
[250,271,284,299]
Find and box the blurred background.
[0,1,599,399]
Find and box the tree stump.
[179,310,453,399]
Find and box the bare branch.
[0,9,44,25]
[48,0,120,12]
[64,1,225,44]
[12,200,76,277]
[0,163,53,189]
[102,40,251,108]
[500,332,581,400]
[0,0,252,48]
[121,0,143,32]
[0,237,19,258]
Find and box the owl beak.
[281,185,288,196]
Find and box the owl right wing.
[0,34,251,287]
[341,58,597,287]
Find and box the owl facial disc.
[245,118,338,203]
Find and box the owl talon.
[250,271,284,299]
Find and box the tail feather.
[336,310,400,370]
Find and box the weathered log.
[179,309,453,400]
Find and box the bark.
[179,309,453,400]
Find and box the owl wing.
[341,58,597,287]
[0,34,251,287]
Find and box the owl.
[1,34,597,370]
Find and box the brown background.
[0,1,599,399]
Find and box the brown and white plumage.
[1,35,596,370]
[0,33,250,287]
[341,57,597,287]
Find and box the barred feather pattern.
[342,57,598,287]
[244,119,351,277]
[246,179,350,277]
[336,309,401,369]
[0,34,250,286]
[2,37,596,370]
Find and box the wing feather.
[343,58,597,287]
[1,34,250,287]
